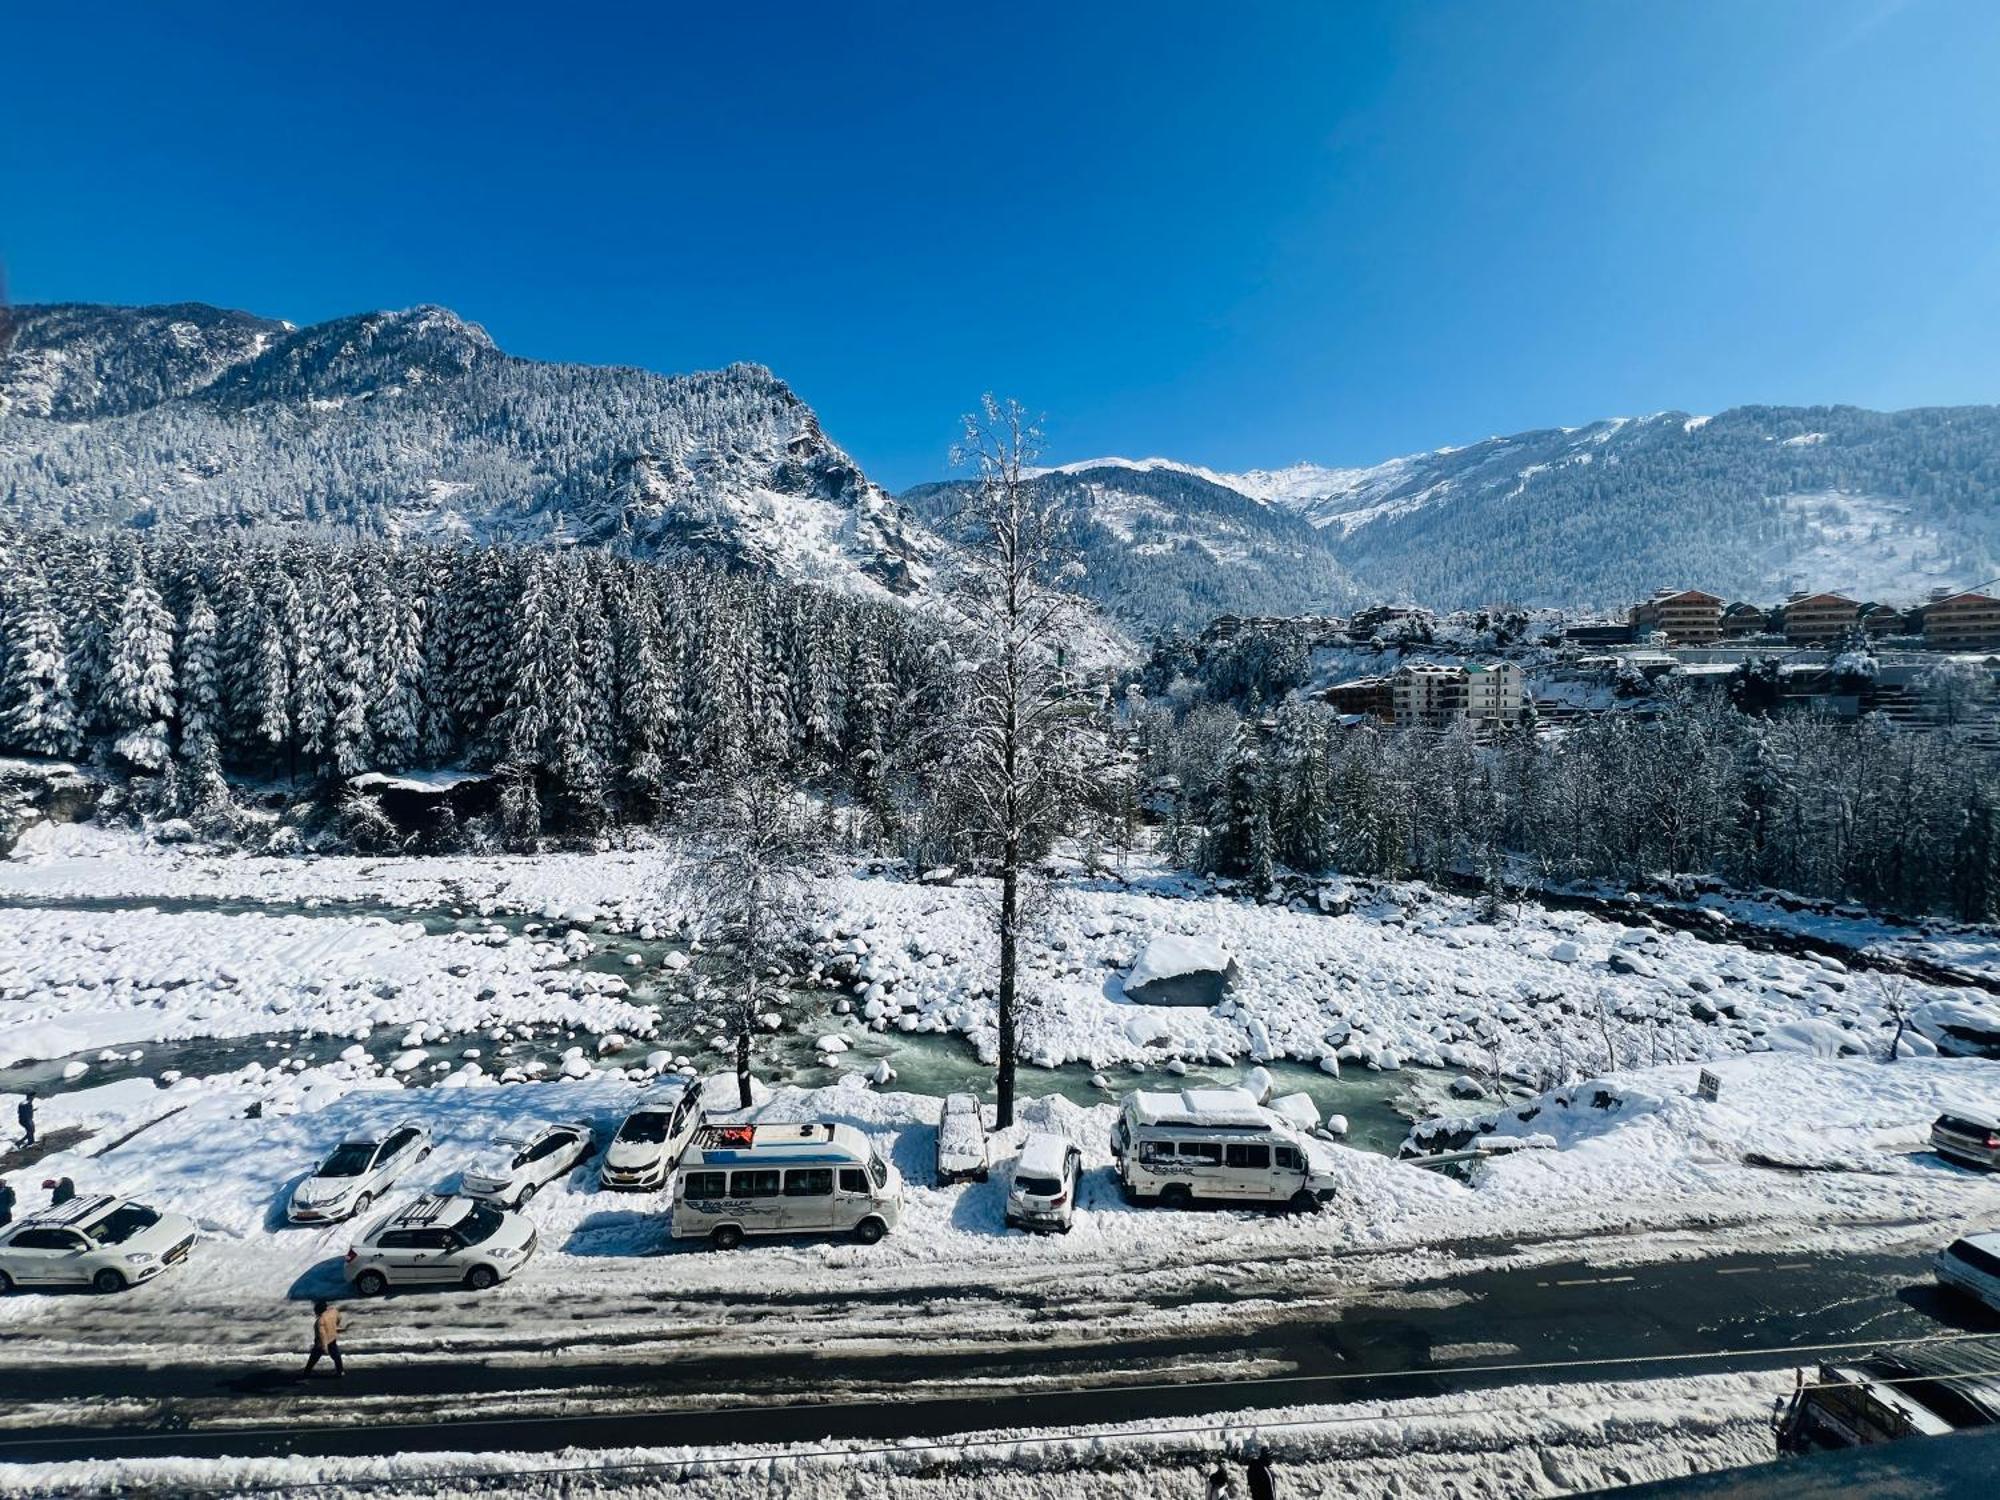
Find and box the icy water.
[0,892,1443,1154]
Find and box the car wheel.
[355,1269,389,1297]
[463,1264,499,1291]
[0,1270,14,1295]
[516,1182,537,1207]
[852,1216,886,1246]
[1288,1189,1320,1215]
[351,1192,373,1219]
[92,1268,127,1295]
[1160,1184,1193,1211]
[711,1224,744,1251]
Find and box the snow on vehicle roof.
[383,1194,474,1229]
[1125,934,1234,992]
[942,1092,981,1114]
[22,1194,120,1226]
[1127,1087,1270,1129]
[1939,1104,2000,1131]
[1017,1133,1071,1177]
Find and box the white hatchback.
[345,1194,537,1295]
[0,1195,198,1294]
[460,1119,595,1207]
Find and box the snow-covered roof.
[1940,1104,2000,1131]
[349,768,492,793]
[1017,1132,1071,1177]
[1127,1087,1269,1129]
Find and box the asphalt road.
[3,1245,1990,1464]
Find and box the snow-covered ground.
[0,1370,1793,1497]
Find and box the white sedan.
[289,1120,433,1224]
[935,1092,990,1184]
[460,1120,596,1207]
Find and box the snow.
[1124,933,1235,993]
[1128,1087,1272,1129]
[1016,1132,1071,1178]
[347,769,491,793]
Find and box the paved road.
[3,1246,1990,1464]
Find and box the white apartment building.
[1391,661,1524,730]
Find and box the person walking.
[303,1299,344,1378]
[15,1093,33,1149]
[1205,1461,1240,1500]
[1247,1450,1277,1500]
[0,1179,16,1226]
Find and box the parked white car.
[0,1194,198,1294]
[601,1085,704,1191]
[344,1194,537,1295]
[1931,1108,2000,1171]
[1006,1132,1081,1233]
[460,1120,596,1207]
[935,1093,990,1184]
[289,1120,433,1224]
[1936,1233,2000,1314]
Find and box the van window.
[1226,1142,1270,1170]
[682,1171,727,1198]
[1274,1145,1302,1170]
[1139,1139,1177,1165]
[838,1168,869,1194]
[785,1169,833,1197]
[1178,1141,1223,1165]
[868,1153,889,1190]
[729,1170,782,1198]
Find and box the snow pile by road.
[0,1370,1792,1497]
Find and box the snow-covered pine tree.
[103,550,177,772]
[0,562,82,757]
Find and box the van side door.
[781,1168,835,1232]
[1224,1139,1275,1199]
[835,1166,875,1229]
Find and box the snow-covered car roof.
[1126,1087,1269,1129]
[1017,1133,1071,1178]
[941,1092,981,1116]
[937,1109,986,1156]
[1939,1105,2000,1131]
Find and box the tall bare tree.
[675,767,824,1108]
[938,396,1099,1126]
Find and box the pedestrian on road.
[0,1179,15,1226]
[1205,1461,1240,1499]
[1247,1450,1277,1500]
[304,1299,344,1377]
[15,1093,33,1149]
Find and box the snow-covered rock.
[1123,934,1239,1006]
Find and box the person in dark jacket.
[15,1094,33,1149]
[1205,1462,1240,1499]
[1247,1449,1277,1500]
[304,1299,344,1377]
[44,1177,75,1206]
[0,1179,16,1226]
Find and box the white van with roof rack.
[671,1122,902,1249]
[1109,1087,1338,1212]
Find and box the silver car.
[1936,1233,2000,1314]
[0,1194,198,1294]
[344,1194,537,1295]
[290,1119,433,1224]
[460,1120,595,1207]
[1931,1109,2000,1170]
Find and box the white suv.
[344,1194,537,1295]
[1936,1233,2000,1315]
[1006,1133,1081,1233]
[290,1120,432,1224]
[0,1195,198,1294]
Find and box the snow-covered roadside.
[0,1370,1794,1498]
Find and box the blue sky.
[5,1,1997,489]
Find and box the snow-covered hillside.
[0,302,933,599]
[1052,402,2000,610]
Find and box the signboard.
[1696,1069,1721,1103]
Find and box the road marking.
[1552,1275,1636,1286]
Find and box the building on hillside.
[1348,604,1426,640]
[1779,592,1860,645]
[1630,588,1725,644]
[1859,602,1909,638]
[1563,620,1637,648]
[1720,601,1770,638]
[1321,676,1394,722]
[1390,661,1523,730]
[1918,592,2000,651]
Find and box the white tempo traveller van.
[671,1122,902,1249]
[1109,1087,1337,1212]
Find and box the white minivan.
[671,1122,901,1249]
[1006,1132,1080,1233]
[1110,1087,1338,1211]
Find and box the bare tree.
[675,768,825,1109]
[935,395,1100,1126]
[1875,971,1917,1062]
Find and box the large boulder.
[1124,934,1240,1007]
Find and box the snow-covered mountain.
[906,460,1364,636]
[0,302,932,597]
[1052,405,2000,609]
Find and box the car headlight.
[125,1253,158,1265]
[491,1246,522,1259]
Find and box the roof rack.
[387,1195,457,1227]
[27,1194,118,1227]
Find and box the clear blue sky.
[5,1,1998,489]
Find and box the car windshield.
[617,1111,670,1144]
[320,1144,377,1177]
[456,1202,507,1246]
[82,1203,159,1245]
[868,1152,889,1189]
[1016,1176,1061,1197]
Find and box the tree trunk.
[736,1025,753,1109]
[997,851,1018,1128]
